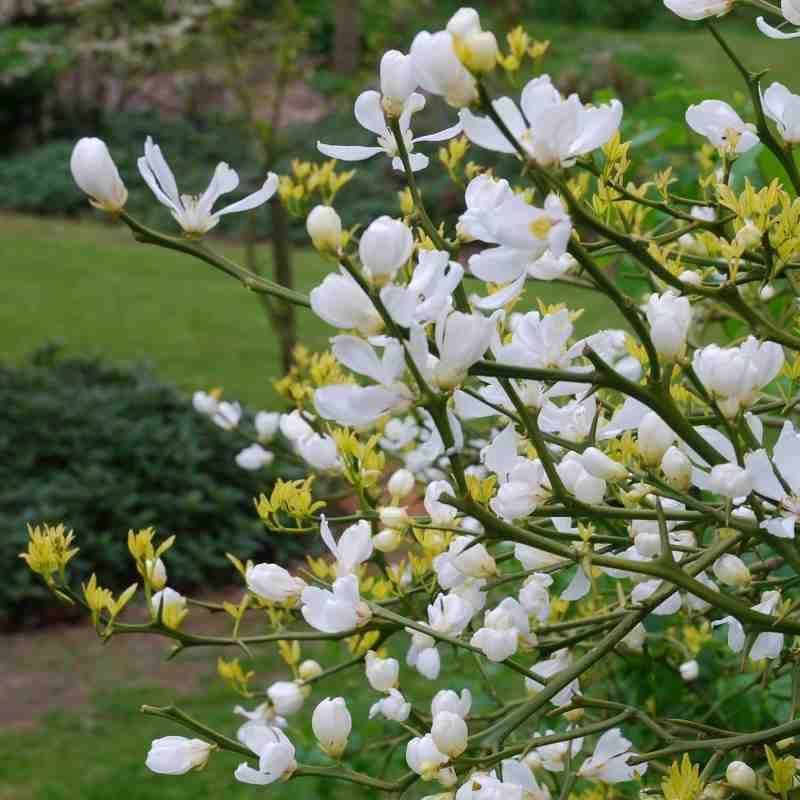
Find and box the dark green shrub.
[1,347,302,628]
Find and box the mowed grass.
[0,213,624,407]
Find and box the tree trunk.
[270,199,296,374]
[333,0,361,75]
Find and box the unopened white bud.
[582,447,628,481]
[298,660,323,681]
[431,711,468,758]
[661,446,692,490]
[713,554,752,587]
[359,216,414,283]
[734,220,761,250]
[145,558,167,590]
[462,31,498,73]
[146,736,212,775]
[70,137,128,212]
[365,650,399,692]
[760,284,777,301]
[679,659,699,681]
[388,468,415,500]
[379,506,409,530]
[708,463,753,499]
[637,412,675,465]
[306,205,342,253]
[453,542,497,578]
[312,697,351,759]
[374,528,403,553]
[726,761,756,790]
[380,50,417,114]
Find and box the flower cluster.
[34,4,800,799]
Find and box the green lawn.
[0,213,624,407]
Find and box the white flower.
[298,660,323,681]
[745,421,800,538]
[526,648,580,707]
[757,0,800,38]
[266,681,305,716]
[138,137,277,235]
[708,464,753,500]
[255,411,281,441]
[537,732,584,772]
[432,711,468,758]
[370,688,412,721]
[680,659,699,681]
[578,729,647,783]
[235,443,274,471]
[685,100,759,155]
[460,74,622,167]
[432,688,472,718]
[637,412,675,466]
[763,82,800,144]
[645,291,692,362]
[622,623,647,653]
[211,400,242,431]
[726,761,757,789]
[320,515,373,575]
[388,468,415,499]
[412,309,502,390]
[301,574,371,633]
[468,193,573,284]
[407,629,441,679]
[246,563,306,604]
[233,703,287,743]
[519,572,553,622]
[491,458,549,521]
[445,7,498,73]
[410,27,477,108]
[713,590,784,660]
[150,587,186,627]
[453,542,497,578]
[471,597,532,662]
[146,736,212,775]
[365,650,400,692]
[381,249,465,327]
[312,697,351,758]
[295,431,342,472]
[235,726,297,786]
[310,268,383,335]
[306,205,342,253]
[458,174,513,242]
[425,480,459,526]
[406,734,454,783]
[429,592,474,636]
[374,528,403,552]
[664,0,733,20]
[360,216,415,283]
[280,409,314,441]
[380,50,418,114]
[70,137,128,212]
[693,337,784,417]
[318,91,462,172]
[192,390,218,416]
[581,447,628,481]
[662,446,693,490]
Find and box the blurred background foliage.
[0,346,304,627]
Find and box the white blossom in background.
[266,681,305,716]
[369,689,412,722]
[138,137,278,235]
[235,443,274,471]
